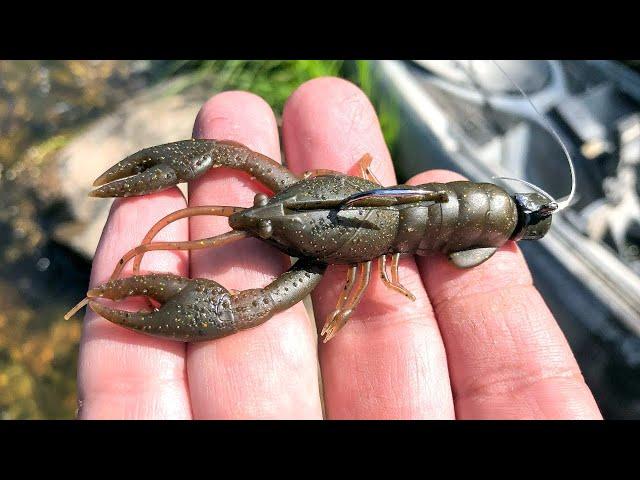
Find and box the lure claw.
[90,140,216,197]
[90,139,299,198]
[87,273,238,341]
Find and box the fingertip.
[196,90,275,125]
[193,90,280,160]
[407,169,467,185]
[282,76,395,183]
[284,76,364,115]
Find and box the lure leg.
[391,253,416,301]
[321,260,372,343]
[378,254,416,301]
[90,139,299,198]
[302,169,345,179]
[320,265,358,338]
[84,259,326,342]
[301,153,380,183]
[358,153,382,185]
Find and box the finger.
[408,169,601,419]
[282,77,455,419]
[77,189,192,419]
[187,91,323,419]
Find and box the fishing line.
[490,60,576,212]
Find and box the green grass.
[157,60,400,152]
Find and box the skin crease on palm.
[76,76,603,420]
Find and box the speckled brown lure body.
[227,176,520,264]
[68,139,555,342]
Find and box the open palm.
[77,77,601,419]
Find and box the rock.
[54,77,217,258]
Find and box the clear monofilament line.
[491,60,576,212]
[491,177,559,211]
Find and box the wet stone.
[54,77,216,258]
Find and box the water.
[0,60,156,418]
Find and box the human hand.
[77,77,602,419]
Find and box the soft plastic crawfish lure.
[65,136,572,342]
[66,62,576,343]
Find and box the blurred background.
[1,60,639,419]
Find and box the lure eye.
[193,155,213,174]
[254,193,269,207]
[257,220,272,239]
